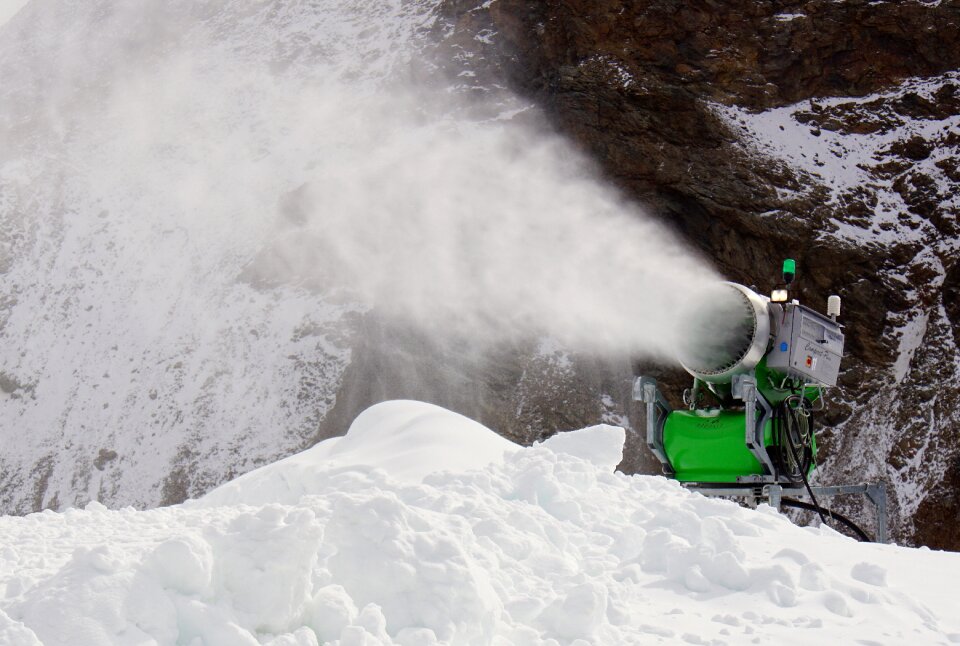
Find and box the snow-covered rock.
[437,0,960,550]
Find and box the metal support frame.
[686,482,888,543]
[633,376,674,476]
[631,376,887,543]
[732,373,777,479]
[634,374,777,480]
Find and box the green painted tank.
[663,409,774,483]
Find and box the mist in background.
[2,0,720,362]
[0,0,28,28]
[0,0,728,509]
[251,92,723,358]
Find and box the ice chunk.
[538,424,625,470]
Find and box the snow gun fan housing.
[636,278,845,486]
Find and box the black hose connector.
[780,498,873,542]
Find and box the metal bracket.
[764,483,887,544]
[633,376,674,476]
[864,483,887,544]
[733,373,778,479]
[806,383,827,411]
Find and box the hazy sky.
[0,0,28,28]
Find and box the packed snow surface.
[1,401,959,645]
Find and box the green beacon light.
[782,258,796,286]
[771,258,795,303]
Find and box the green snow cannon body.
[636,280,845,485]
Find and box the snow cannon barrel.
[675,282,772,386]
[637,270,847,485]
[674,281,845,392]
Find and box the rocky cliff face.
[434,0,960,548]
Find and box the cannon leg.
[633,376,674,476]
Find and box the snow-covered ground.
[2,401,958,646]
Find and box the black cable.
[772,395,828,524]
[782,397,835,530]
[772,396,811,485]
[780,498,872,542]
[775,395,876,542]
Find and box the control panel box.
[766,304,844,387]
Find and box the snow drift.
[1,401,958,645]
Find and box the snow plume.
[0,0,726,510]
[3,0,720,363]
[253,124,719,355]
[1,0,722,366]
[253,91,721,358]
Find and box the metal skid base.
[685,482,888,543]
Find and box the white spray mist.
[5,0,721,362]
[255,87,721,359]
[0,0,730,510]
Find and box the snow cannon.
[637,271,844,485]
[635,261,887,542]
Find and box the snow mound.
[2,402,960,645]
[330,400,520,483]
[198,400,519,506]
